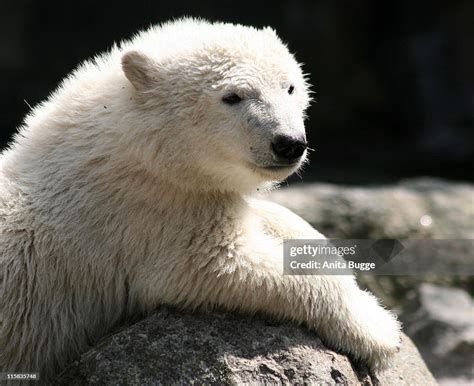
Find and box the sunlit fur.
[0,18,400,381]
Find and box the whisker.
[24,99,33,110]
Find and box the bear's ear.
[121,50,158,91]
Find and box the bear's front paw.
[364,312,401,371]
[348,291,402,371]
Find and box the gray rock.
[401,284,474,384]
[55,307,436,385]
[267,178,473,239]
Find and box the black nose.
[271,135,308,163]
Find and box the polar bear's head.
[120,20,311,194]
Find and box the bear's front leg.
[163,244,401,371]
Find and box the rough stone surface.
[401,284,474,385]
[55,307,436,385]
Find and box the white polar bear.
[0,18,400,380]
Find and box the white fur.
[0,18,400,380]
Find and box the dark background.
[1,0,472,184]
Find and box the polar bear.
[0,18,400,381]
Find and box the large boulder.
[401,284,474,385]
[267,178,473,239]
[55,307,436,385]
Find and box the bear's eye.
[288,85,295,95]
[222,93,242,105]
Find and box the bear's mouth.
[246,160,302,179]
[263,164,299,171]
[249,162,301,177]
